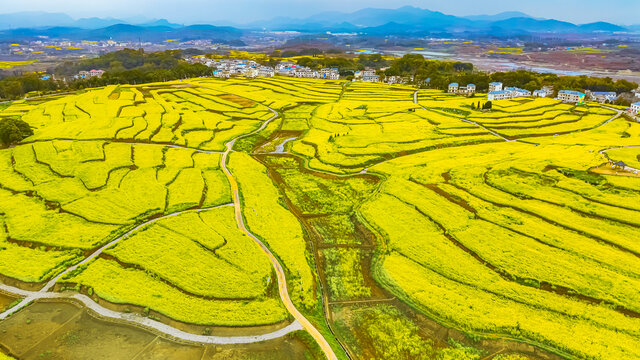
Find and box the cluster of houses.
[191,58,341,80]
[448,83,476,96]
[187,56,421,84]
[485,82,554,101]
[586,91,618,103]
[206,59,276,78]
[354,69,380,82]
[481,82,593,104]
[276,62,340,80]
[74,69,105,80]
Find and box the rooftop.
[489,82,502,85]
[449,83,459,86]
[559,90,585,96]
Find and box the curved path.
[0,93,337,356]
[0,206,309,344]
[599,145,640,173]
[220,107,338,360]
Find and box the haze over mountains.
[0,6,635,42]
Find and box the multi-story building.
[488,82,503,92]
[533,89,550,97]
[505,87,531,98]
[487,87,531,101]
[487,90,510,101]
[355,69,379,82]
[588,91,618,103]
[76,69,105,79]
[293,68,319,78]
[448,83,476,96]
[256,67,275,78]
[385,75,412,84]
[630,102,640,115]
[557,90,586,104]
[319,68,339,80]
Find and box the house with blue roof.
[448,83,476,96]
[588,91,618,103]
[557,90,585,104]
[488,87,531,101]
[489,82,503,92]
[631,102,640,115]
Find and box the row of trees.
[383,54,638,98]
[0,49,212,100]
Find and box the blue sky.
[4,0,639,25]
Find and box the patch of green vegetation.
[556,167,605,185]
[352,305,436,359]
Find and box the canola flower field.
[1,76,639,359]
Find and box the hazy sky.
[3,0,639,25]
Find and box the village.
[67,56,640,117]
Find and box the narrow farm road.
[599,145,640,173]
[0,204,308,343]
[221,107,339,360]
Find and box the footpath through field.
[0,204,307,344]
[0,96,336,351]
[219,105,339,360]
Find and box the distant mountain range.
[247,6,632,35]
[0,23,244,44]
[0,11,185,30]
[0,6,636,43]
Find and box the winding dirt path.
[220,107,338,360]
[599,145,640,173]
[0,203,310,343]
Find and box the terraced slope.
[1,77,639,360]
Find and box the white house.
[631,102,640,115]
[588,91,617,103]
[557,90,586,104]
[319,68,339,80]
[257,67,275,77]
[89,69,105,78]
[505,87,531,98]
[533,89,550,97]
[489,82,503,92]
[449,83,476,96]
[356,69,379,82]
[487,90,510,101]
[241,67,258,77]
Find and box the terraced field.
[1,77,639,360]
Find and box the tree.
[0,118,33,147]
[483,101,493,110]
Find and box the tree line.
[0,49,211,100]
[383,54,638,102]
